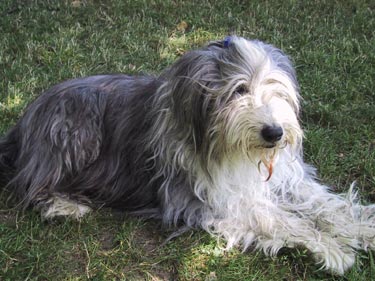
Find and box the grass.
[0,0,374,280]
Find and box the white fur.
[195,150,370,275]
[42,196,92,220]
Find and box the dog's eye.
[234,85,247,95]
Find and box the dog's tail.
[0,127,19,188]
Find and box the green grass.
[1,0,374,280]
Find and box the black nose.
[261,125,283,143]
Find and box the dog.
[0,36,374,275]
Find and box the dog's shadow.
[75,210,342,280]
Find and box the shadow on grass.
[1,193,372,281]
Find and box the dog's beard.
[258,148,277,181]
[215,122,301,182]
[210,105,301,182]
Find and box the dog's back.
[0,74,163,212]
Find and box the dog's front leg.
[250,199,358,275]
[201,187,358,275]
[292,179,375,252]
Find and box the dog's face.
[162,37,303,166]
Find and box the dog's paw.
[41,196,92,220]
[312,245,355,275]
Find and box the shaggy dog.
[0,36,374,274]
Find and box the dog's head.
[160,36,303,169]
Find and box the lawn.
[0,0,374,280]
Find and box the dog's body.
[1,37,374,274]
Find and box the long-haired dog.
[0,36,374,274]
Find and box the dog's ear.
[162,50,220,152]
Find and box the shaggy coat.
[1,37,374,275]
